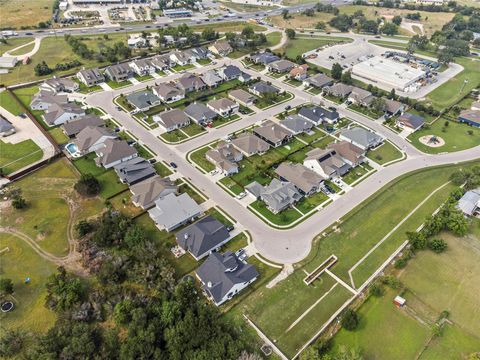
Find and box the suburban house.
[218,65,242,81]
[328,141,365,167]
[303,73,334,89]
[275,162,324,196]
[148,193,202,232]
[238,72,252,83]
[150,54,172,70]
[457,188,480,217]
[324,83,353,98]
[253,121,293,147]
[246,178,302,214]
[228,89,256,107]
[208,40,233,57]
[176,74,206,93]
[207,98,239,118]
[41,78,79,93]
[0,116,15,137]
[104,63,133,82]
[348,87,374,107]
[129,59,156,76]
[94,139,138,169]
[201,70,223,88]
[114,157,156,185]
[383,98,405,117]
[126,91,161,112]
[267,59,296,73]
[196,251,259,306]
[176,215,230,260]
[340,127,383,150]
[184,102,217,125]
[280,115,314,135]
[231,133,270,157]
[127,36,147,48]
[30,90,68,111]
[74,125,117,154]
[130,175,178,210]
[77,68,105,87]
[289,64,309,81]
[458,109,480,127]
[153,109,190,132]
[304,148,351,179]
[396,112,425,132]
[152,83,185,103]
[62,115,105,138]
[170,50,195,66]
[188,47,209,60]
[206,142,243,176]
[43,102,85,126]
[250,52,280,65]
[298,106,339,125]
[249,81,280,97]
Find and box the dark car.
[170,162,178,169]
[148,158,157,164]
[226,225,234,232]
[25,32,33,35]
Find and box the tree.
[286,28,296,39]
[370,281,384,297]
[341,70,353,84]
[282,9,289,19]
[446,208,469,236]
[11,194,27,209]
[34,61,53,76]
[381,22,398,36]
[241,25,255,39]
[331,62,343,80]
[438,49,454,65]
[370,97,386,113]
[315,21,326,30]
[389,88,396,99]
[75,173,101,196]
[329,14,353,32]
[0,329,24,358]
[341,309,359,331]
[0,278,14,297]
[392,15,402,25]
[201,28,217,41]
[75,220,94,237]
[406,231,427,250]
[427,238,448,253]
[45,267,84,311]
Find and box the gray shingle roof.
[114,157,156,185]
[148,193,202,230]
[340,127,383,149]
[63,115,105,137]
[130,175,177,209]
[126,91,160,110]
[246,178,302,213]
[184,102,217,123]
[95,139,137,167]
[280,115,314,133]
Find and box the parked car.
[236,192,247,200]
[170,162,178,168]
[226,225,234,232]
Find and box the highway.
[84,57,480,265]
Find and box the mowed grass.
[278,36,352,59]
[0,234,57,333]
[366,141,403,165]
[426,57,480,111]
[0,37,34,55]
[0,139,43,175]
[0,0,54,29]
[265,31,282,48]
[408,118,480,154]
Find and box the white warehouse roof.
[351,56,426,91]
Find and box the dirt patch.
[419,135,445,148]
[15,216,24,225]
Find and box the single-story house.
[249,81,280,97]
[289,64,309,81]
[189,47,209,60]
[206,142,243,176]
[324,83,353,98]
[458,109,480,127]
[327,141,365,167]
[152,83,185,103]
[275,162,324,195]
[170,50,196,66]
[74,125,117,154]
[126,91,161,112]
[30,90,68,111]
[43,102,85,126]
[176,215,230,260]
[383,98,405,117]
[228,89,256,107]
[208,40,233,57]
[253,120,293,148]
[280,115,314,135]
[129,59,156,76]
[104,63,133,82]
[95,139,138,169]
[41,77,79,93]
[303,73,333,89]
[128,36,147,48]
[267,59,295,73]
[176,73,206,93]
[231,133,270,157]
[218,65,242,81]
[304,148,351,179]
[396,112,425,132]
[238,72,252,83]
[130,175,178,210]
[114,157,156,185]
[184,102,217,125]
[250,52,280,65]
[298,106,339,125]
[348,87,374,107]
[245,178,302,214]
[456,188,480,216]
[148,192,202,232]
[62,115,105,138]
[339,127,383,150]
[196,251,258,306]
[150,54,172,70]
[201,70,223,88]
[153,109,190,132]
[207,98,239,118]
[77,68,105,87]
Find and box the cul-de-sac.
[0,0,479,359]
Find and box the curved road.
[85,53,480,266]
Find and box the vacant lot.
[367,141,403,165]
[278,36,351,59]
[0,37,35,55]
[0,139,43,175]
[0,0,53,29]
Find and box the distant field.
[219,1,278,12]
[0,37,34,55]
[0,0,54,29]
[278,36,352,59]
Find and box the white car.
[236,192,247,200]
[210,170,218,176]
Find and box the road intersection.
[85,56,480,265]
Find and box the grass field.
[219,1,278,12]
[0,139,43,175]
[0,37,34,55]
[278,36,352,59]
[0,234,57,333]
[366,141,403,165]
[191,21,266,33]
[0,0,54,29]
[408,118,480,154]
[265,31,282,48]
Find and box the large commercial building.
[351,56,426,92]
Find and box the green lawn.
[109,192,144,218]
[107,80,131,89]
[265,31,282,48]
[426,57,480,111]
[279,36,352,59]
[197,58,212,65]
[0,90,24,115]
[154,161,173,177]
[296,191,329,214]
[0,139,43,175]
[212,114,241,128]
[0,37,35,54]
[348,103,383,119]
[190,145,216,172]
[134,74,153,82]
[0,234,57,333]
[249,200,303,226]
[179,182,206,205]
[221,232,248,253]
[255,92,292,109]
[182,123,206,137]
[341,165,370,185]
[366,141,403,165]
[48,127,69,145]
[219,176,244,195]
[160,129,188,143]
[408,118,480,154]
[172,63,195,72]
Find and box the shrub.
[370,282,384,297]
[11,195,27,209]
[75,220,94,237]
[428,238,448,253]
[341,309,359,331]
[0,278,14,297]
[75,174,101,196]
